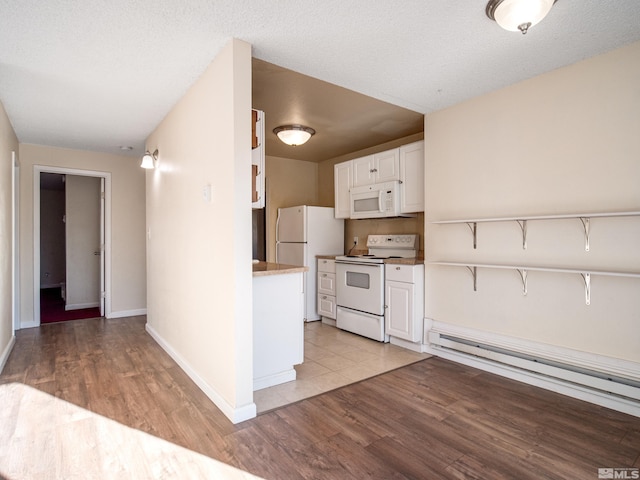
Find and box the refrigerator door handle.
[275,209,281,243]
[275,242,279,264]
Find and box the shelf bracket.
[580,273,591,305]
[466,222,477,249]
[579,217,591,252]
[515,268,528,295]
[516,220,528,250]
[465,266,477,291]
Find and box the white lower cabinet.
[317,258,337,321]
[385,264,424,343]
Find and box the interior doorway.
[39,173,102,323]
[32,166,111,327]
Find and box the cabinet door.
[252,109,265,209]
[317,294,337,319]
[385,280,416,341]
[317,272,336,295]
[352,155,376,187]
[334,161,353,219]
[373,148,400,183]
[399,141,424,213]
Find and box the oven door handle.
[336,260,382,267]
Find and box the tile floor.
[253,321,431,413]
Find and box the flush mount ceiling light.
[140,149,158,169]
[486,0,557,34]
[273,125,316,146]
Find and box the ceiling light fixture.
[486,0,557,35]
[140,149,158,169]
[273,125,316,146]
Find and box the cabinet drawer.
[317,258,336,273]
[385,264,419,283]
[318,272,336,295]
[317,294,337,319]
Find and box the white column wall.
[144,39,254,423]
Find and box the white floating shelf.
[431,211,640,251]
[430,261,640,305]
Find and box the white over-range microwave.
[349,180,405,219]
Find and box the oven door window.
[346,271,370,289]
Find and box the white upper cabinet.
[252,109,265,209]
[334,160,353,219]
[399,140,424,213]
[333,140,423,218]
[353,149,400,187]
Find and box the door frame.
[32,165,112,327]
[12,152,20,332]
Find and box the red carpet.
[40,288,102,324]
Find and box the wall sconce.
[273,125,316,146]
[140,149,158,169]
[486,0,557,34]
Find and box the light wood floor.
[255,321,429,413]
[1,316,639,479]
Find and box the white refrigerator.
[276,205,344,321]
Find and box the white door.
[276,206,307,243]
[65,176,101,311]
[99,178,105,316]
[352,155,375,187]
[373,149,400,182]
[385,280,414,341]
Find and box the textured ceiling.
[1,1,639,161]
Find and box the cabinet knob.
[396,267,401,270]
[322,273,327,277]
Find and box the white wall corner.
[145,323,256,424]
[0,335,16,374]
[107,308,147,319]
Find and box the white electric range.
[334,234,418,341]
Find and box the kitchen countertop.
[253,261,309,277]
[384,257,425,265]
[317,254,424,265]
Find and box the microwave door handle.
[378,190,384,212]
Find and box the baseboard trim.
[145,323,257,424]
[65,302,100,311]
[0,335,16,374]
[254,369,296,391]
[107,308,147,319]
[389,336,428,353]
[423,344,640,418]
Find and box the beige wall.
[424,41,640,362]
[145,39,254,422]
[264,155,319,261]
[0,100,18,366]
[18,144,146,323]
[345,214,425,254]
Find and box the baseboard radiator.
[427,327,640,404]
